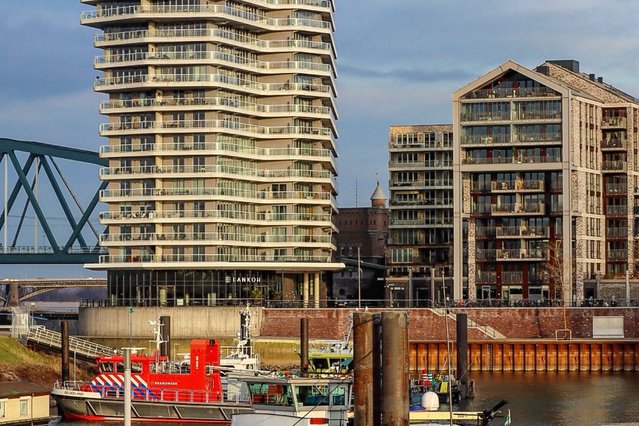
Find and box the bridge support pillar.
[8,282,19,307]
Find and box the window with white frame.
[20,397,29,416]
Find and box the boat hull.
[52,390,253,424]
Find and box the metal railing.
[27,326,119,358]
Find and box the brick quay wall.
[260,307,639,340]
[79,306,639,340]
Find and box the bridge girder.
[0,138,108,264]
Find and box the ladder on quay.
[25,325,120,359]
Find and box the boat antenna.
[149,320,166,356]
[237,303,252,357]
[442,272,454,426]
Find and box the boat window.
[132,363,142,373]
[295,385,330,406]
[329,385,347,406]
[310,358,330,371]
[116,362,125,373]
[248,383,293,406]
[99,362,114,372]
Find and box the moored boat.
[230,374,353,426]
[51,338,253,423]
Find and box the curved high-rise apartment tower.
[80,0,341,307]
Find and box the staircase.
[26,325,120,359]
[429,308,506,340]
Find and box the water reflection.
[456,371,639,425]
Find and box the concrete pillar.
[381,311,409,426]
[8,281,19,307]
[313,272,320,308]
[353,312,374,425]
[303,273,309,307]
[300,318,309,376]
[61,321,69,383]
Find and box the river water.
[56,371,639,425]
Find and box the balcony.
[602,160,627,173]
[100,231,332,245]
[94,28,332,56]
[606,249,628,261]
[502,271,524,284]
[99,96,333,119]
[491,203,545,216]
[605,183,627,195]
[462,154,562,165]
[496,226,548,238]
[101,141,333,159]
[496,248,547,261]
[512,109,562,121]
[465,87,558,99]
[100,187,332,203]
[460,135,510,146]
[606,227,628,239]
[512,132,561,144]
[99,119,334,140]
[475,271,496,284]
[475,249,496,261]
[99,209,332,224]
[98,253,335,265]
[460,111,511,123]
[99,164,333,181]
[81,4,332,33]
[601,116,627,128]
[601,138,627,151]
[605,205,628,216]
[95,50,333,76]
[93,74,335,100]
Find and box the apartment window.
[20,398,29,416]
[396,152,418,164]
[120,136,132,152]
[193,133,205,149]
[391,248,413,263]
[193,245,205,261]
[120,180,131,196]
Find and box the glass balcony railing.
[98,253,335,264]
[81,4,332,31]
[462,154,562,165]
[99,119,333,139]
[101,232,332,244]
[99,164,333,180]
[100,141,332,159]
[602,160,627,172]
[465,87,557,99]
[95,50,333,74]
[95,28,332,54]
[496,248,547,260]
[99,209,332,223]
[100,187,332,202]
[99,96,332,117]
[94,73,334,97]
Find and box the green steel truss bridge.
[0,138,107,264]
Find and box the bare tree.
[547,240,571,333]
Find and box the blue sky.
[1,1,639,277]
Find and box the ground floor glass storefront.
[107,270,284,307]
